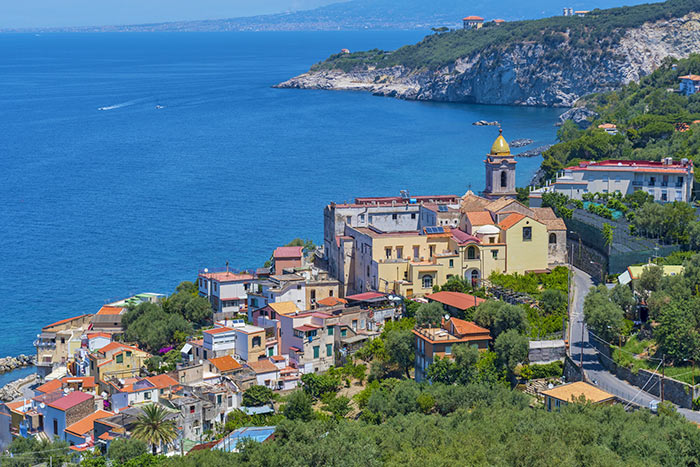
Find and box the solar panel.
[438,205,448,212]
[425,226,444,234]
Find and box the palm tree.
[131,403,177,455]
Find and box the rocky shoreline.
[275,13,700,107]
[0,373,40,402]
[0,355,35,373]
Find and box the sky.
[0,0,340,29]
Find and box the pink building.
[273,246,304,275]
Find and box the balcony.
[661,182,668,187]
[33,340,56,349]
[676,182,684,188]
[632,181,643,186]
[648,182,655,187]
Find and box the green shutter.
[328,327,334,336]
[313,346,319,358]
[326,344,332,357]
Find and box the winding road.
[568,266,700,423]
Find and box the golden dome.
[490,129,511,155]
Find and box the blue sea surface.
[0,32,564,357]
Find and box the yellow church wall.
[503,217,548,274]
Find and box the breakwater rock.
[0,373,40,402]
[0,355,35,373]
[516,145,553,158]
[510,138,533,148]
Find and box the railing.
[661,182,668,187]
[632,181,643,186]
[33,340,56,348]
[676,182,684,188]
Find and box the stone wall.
[588,331,696,409]
[563,355,583,383]
[529,340,566,364]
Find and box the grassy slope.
[311,0,698,72]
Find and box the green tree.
[583,285,624,342]
[655,300,700,363]
[415,301,445,328]
[107,438,148,463]
[384,328,415,378]
[322,395,351,419]
[602,223,615,251]
[131,404,177,455]
[242,385,274,407]
[609,283,636,317]
[540,289,567,314]
[494,329,529,373]
[426,355,459,384]
[301,373,339,399]
[283,390,314,422]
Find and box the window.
[489,237,495,244]
[329,290,334,297]
[413,246,420,259]
[328,327,334,336]
[252,336,261,347]
[326,344,332,357]
[422,275,433,289]
[392,214,398,220]
[204,350,208,360]
[549,233,557,244]
[359,214,365,222]
[385,247,392,259]
[500,171,507,188]
[445,345,452,355]
[522,226,532,241]
[366,265,370,277]
[310,290,316,301]
[145,392,152,400]
[491,250,498,259]
[649,177,656,186]
[190,406,195,414]
[126,351,132,357]
[661,191,668,201]
[396,247,403,259]
[467,246,477,260]
[341,329,347,337]
[217,394,222,404]
[116,354,123,364]
[53,419,58,435]
[352,320,358,331]
[429,245,435,257]
[411,213,416,219]
[313,346,319,359]
[346,216,351,223]
[449,259,454,268]
[60,337,65,344]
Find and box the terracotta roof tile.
[273,246,304,258]
[96,306,124,316]
[446,317,491,339]
[316,297,348,307]
[208,356,243,373]
[65,410,113,436]
[203,327,234,335]
[247,359,278,374]
[146,374,179,389]
[426,291,485,311]
[46,391,93,411]
[465,211,494,226]
[35,379,63,394]
[43,314,92,330]
[499,213,526,230]
[267,302,298,315]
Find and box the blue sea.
[0,31,564,358]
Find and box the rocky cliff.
[276,13,700,107]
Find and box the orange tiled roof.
[96,306,124,316]
[447,317,491,339]
[499,213,525,230]
[425,291,485,311]
[146,374,179,389]
[465,211,494,226]
[597,123,617,129]
[35,379,62,394]
[247,359,278,374]
[43,314,92,330]
[208,355,243,373]
[316,296,348,307]
[65,410,114,436]
[62,377,96,388]
[97,342,144,355]
[680,75,700,81]
[87,332,112,340]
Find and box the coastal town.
[5,119,700,462]
[6,0,700,464]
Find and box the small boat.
[155,105,164,109]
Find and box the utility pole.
[661,355,665,402]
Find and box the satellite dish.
[444,314,450,320]
[39,403,45,409]
[548,383,554,389]
[204,268,209,273]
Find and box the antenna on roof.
[226,261,229,273]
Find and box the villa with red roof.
[35,314,93,377]
[425,291,485,315]
[42,391,95,442]
[529,158,694,205]
[679,74,700,95]
[463,15,484,29]
[88,342,151,386]
[272,246,304,275]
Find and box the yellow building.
[331,132,567,298]
[88,342,151,388]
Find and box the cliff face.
[276,13,700,107]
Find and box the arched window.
[500,171,508,188]
[422,275,433,289]
[467,246,477,260]
[471,270,480,287]
[549,233,557,244]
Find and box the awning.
[618,270,632,286]
[341,334,371,344]
[181,344,192,354]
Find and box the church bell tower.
[482,129,517,200]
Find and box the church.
[323,130,568,297]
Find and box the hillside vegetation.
[541,53,700,179]
[312,0,698,72]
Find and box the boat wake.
[97,98,147,111]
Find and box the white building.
[247,274,306,311]
[529,158,694,205]
[202,326,238,359]
[198,269,255,320]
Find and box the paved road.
[568,267,700,422]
